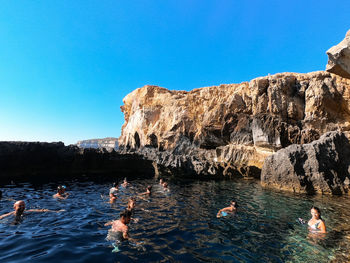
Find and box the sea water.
[0,177,349,262]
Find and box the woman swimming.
[109,182,119,203]
[121,178,130,188]
[217,201,237,218]
[53,185,69,200]
[308,206,326,233]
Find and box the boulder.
[326,30,350,79]
[261,131,350,195]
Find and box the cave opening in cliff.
[134,132,141,149]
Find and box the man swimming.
[139,185,152,196]
[109,182,119,203]
[162,182,170,192]
[105,210,132,241]
[217,201,237,218]
[121,178,130,188]
[0,200,64,224]
[53,185,69,199]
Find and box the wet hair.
[57,185,66,191]
[311,206,322,220]
[113,182,118,188]
[147,185,152,191]
[231,201,238,208]
[120,210,132,219]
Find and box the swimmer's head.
[123,178,128,183]
[127,198,136,210]
[159,178,163,184]
[120,210,132,224]
[231,201,237,208]
[112,182,118,188]
[57,185,66,194]
[14,200,25,214]
[311,206,322,220]
[163,182,168,188]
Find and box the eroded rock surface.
[261,131,350,195]
[326,30,350,79]
[119,71,350,181]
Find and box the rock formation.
[77,137,118,149]
[261,131,350,195]
[0,141,153,182]
[119,71,350,181]
[326,30,350,79]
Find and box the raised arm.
[26,209,65,213]
[0,211,15,220]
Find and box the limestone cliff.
[261,131,350,195]
[119,71,350,179]
[326,30,350,79]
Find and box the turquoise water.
[0,178,349,262]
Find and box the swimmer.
[127,197,136,212]
[109,182,119,203]
[308,206,326,233]
[162,182,170,192]
[159,178,164,185]
[0,200,64,223]
[105,210,132,241]
[139,185,152,196]
[53,185,69,200]
[217,201,237,218]
[126,197,139,223]
[121,178,130,188]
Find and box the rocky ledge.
[0,141,154,182]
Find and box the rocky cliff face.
[119,71,350,179]
[326,30,350,79]
[261,131,350,195]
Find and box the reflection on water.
[0,178,349,262]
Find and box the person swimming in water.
[127,197,136,212]
[308,206,326,233]
[0,200,64,224]
[105,210,132,242]
[109,182,119,203]
[121,178,130,188]
[139,185,152,196]
[217,201,237,218]
[162,182,170,192]
[126,197,139,223]
[53,185,69,200]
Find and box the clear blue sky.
[0,0,349,145]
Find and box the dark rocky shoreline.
[2,131,350,196]
[0,141,154,183]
